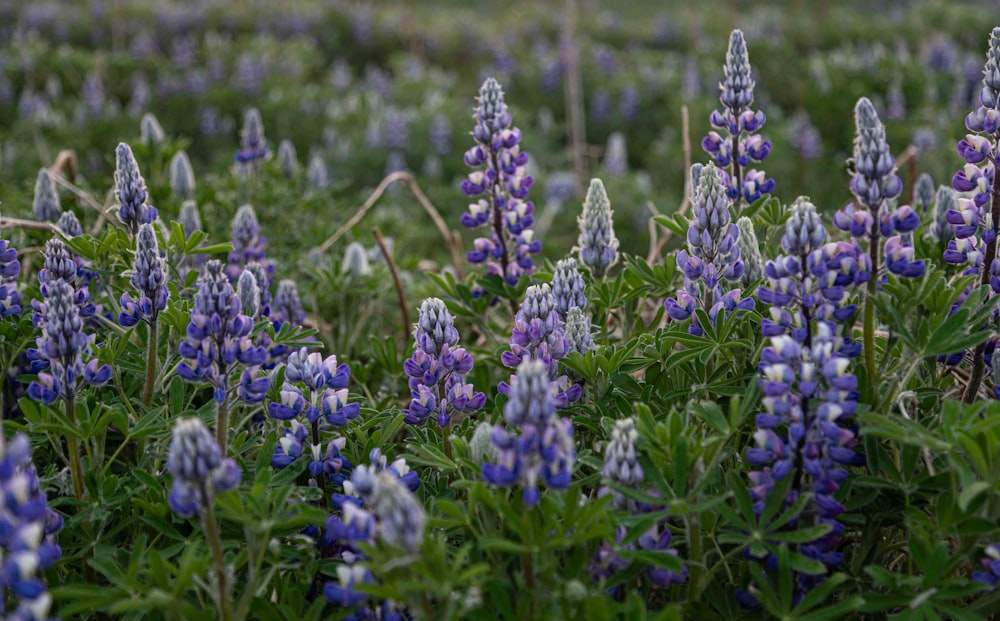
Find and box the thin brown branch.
[0,217,57,233]
[50,172,115,234]
[51,149,78,182]
[312,171,465,278]
[373,226,410,349]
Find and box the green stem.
[217,395,230,455]
[521,509,536,619]
[687,512,703,601]
[142,319,158,406]
[864,226,880,405]
[66,392,85,502]
[202,500,233,621]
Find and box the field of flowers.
[1,0,1000,619]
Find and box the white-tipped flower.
[563,306,595,356]
[140,113,165,146]
[56,211,82,237]
[736,217,764,285]
[237,269,261,319]
[602,417,643,510]
[552,258,587,317]
[33,168,61,222]
[469,422,498,464]
[576,178,620,278]
[603,132,628,177]
[178,200,202,238]
[367,471,427,553]
[343,242,371,278]
[169,150,196,199]
[307,153,329,190]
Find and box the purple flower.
[119,223,168,327]
[0,226,21,319]
[166,417,241,517]
[703,30,774,207]
[271,279,306,327]
[235,108,269,167]
[227,204,269,278]
[115,143,159,235]
[32,168,61,223]
[552,258,587,318]
[973,543,1000,587]
[169,150,196,200]
[0,433,63,620]
[576,179,620,278]
[460,78,541,286]
[403,298,484,428]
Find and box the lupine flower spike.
[403,298,485,440]
[32,168,61,223]
[235,107,269,170]
[115,142,159,235]
[0,224,22,319]
[169,150,196,199]
[949,28,1000,401]
[551,258,587,318]
[702,29,774,208]
[57,211,82,237]
[460,77,541,289]
[576,179,620,278]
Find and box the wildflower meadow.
[1,1,1000,619]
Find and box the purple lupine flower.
[307,154,329,191]
[664,162,754,336]
[235,108,269,167]
[576,179,620,278]
[602,133,628,178]
[737,217,764,286]
[429,114,452,156]
[482,359,576,507]
[0,433,63,621]
[600,417,644,511]
[271,279,306,327]
[227,205,269,279]
[30,238,97,333]
[115,143,159,235]
[702,30,774,207]
[277,140,298,178]
[929,185,956,243]
[139,113,165,147]
[742,322,863,606]
[913,173,935,214]
[834,98,923,283]
[552,258,587,318]
[365,469,427,553]
[169,150,196,200]
[460,78,541,287]
[178,200,202,239]
[57,211,82,237]
[403,298,485,428]
[27,278,111,404]
[972,543,1000,586]
[0,226,22,319]
[177,260,268,404]
[32,168,61,223]
[243,262,272,315]
[166,417,241,517]
[237,270,261,319]
[119,223,168,327]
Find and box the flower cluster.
[166,417,241,517]
[499,283,582,406]
[271,279,306,327]
[551,258,587,318]
[664,162,754,335]
[460,77,541,286]
[928,185,957,244]
[169,150,196,199]
[591,419,687,588]
[742,323,864,605]
[759,198,864,351]
[269,347,359,478]
[235,107,269,168]
[57,211,82,238]
[701,29,774,206]
[115,142,159,235]
[177,260,268,404]
[575,179,619,278]
[403,298,485,428]
[563,307,595,356]
[0,433,64,621]
[973,543,1000,587]
[0,226,20,318]
[119,223,169,326]
[835,98,923,279]
[482,359,576,507]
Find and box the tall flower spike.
[343,242,371,278]
[482,359,576,507]
[57,211,82,237]
[178,200,202,238]
[307,154,330,190]
[236,108,269,166]
[601,417,644,511]
[170,150,196,199]
[913,173,935,214]
[576,179,620,278]
[665,162,753,336]
[702,29,774,207]
[237,270,261,319]
[403,298,485,428]
[929,185,956,243]
[460,77,541,287]
[166,417,241,517]
[115,142,159,235]
[0,433,63,621]
[119,223,168,326]
[277,140,298,178]
[228,204,268,276]
[33,168,61,222]
[366,471,427,553]
[846,98,903,212]
[552,258,587,317]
